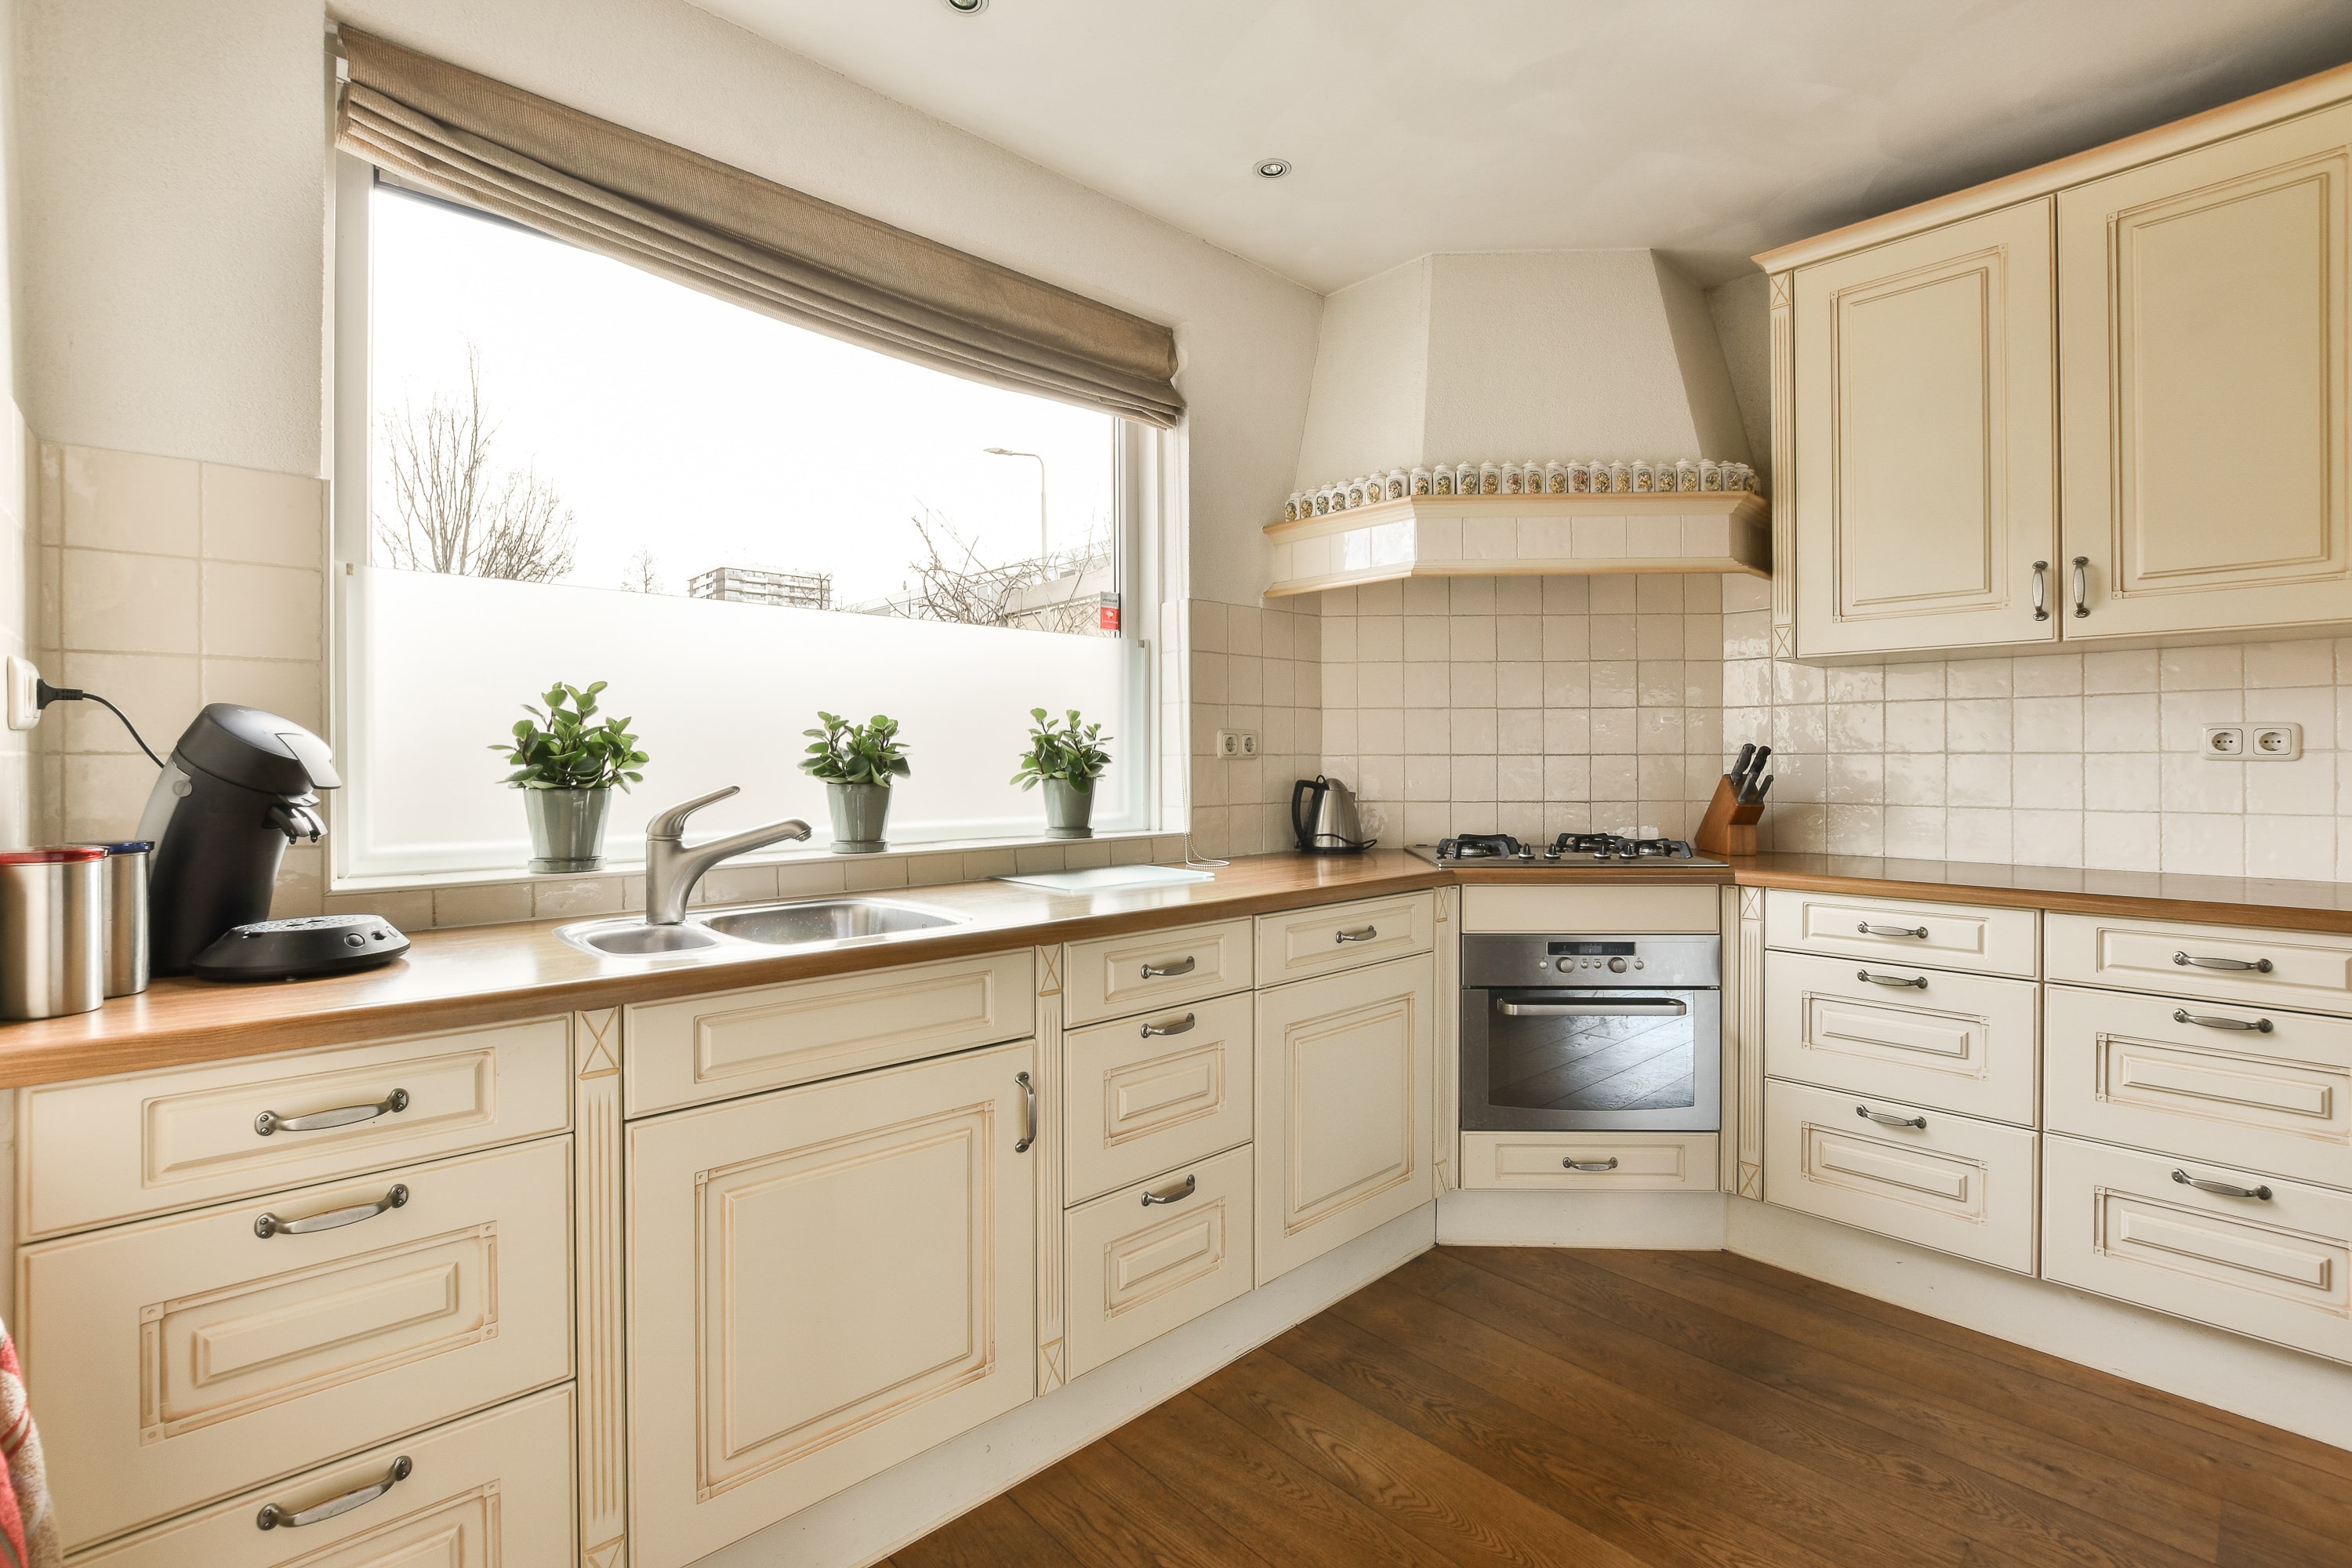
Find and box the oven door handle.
[1496,999,1689,1017]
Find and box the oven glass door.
[1461,985,1722,1131]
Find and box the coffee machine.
[137,705,345,975]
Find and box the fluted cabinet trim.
[575,1007,627,1568]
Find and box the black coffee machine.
[136,705,345,975]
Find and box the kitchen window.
[332,165,1156,880]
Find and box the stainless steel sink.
[557,897,966,959]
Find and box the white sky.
[368,183,1117,604]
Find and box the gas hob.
[1410,832,1727,869]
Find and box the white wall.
[1290,257,1431,491]
[0,0,32,847]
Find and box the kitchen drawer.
[1255,892,1436,986]
[1764,1078,2037,1273]
[2042,1133,2352,1366]
[1063,919,1252,1026]
[69,1385,575,1568]
[2046,913,2352,1018]
[1064,991,1253,1204]
[24,1137,573,1552]
[1764,949,2038,1125]
[1461,1131,1719,1191]
[1064,1144,1254,1380]
[2045,984,2352,1189]
[626,947,1034,1115]
[19,1016,572,1241]
[1464,884,1721,934]
[1765,887,2037,978]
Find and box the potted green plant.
[800,711,910,853]
[1011,707,1112,839]
[492,680,648,873]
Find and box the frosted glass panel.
[343,567,1136,877]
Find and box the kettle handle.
[1290,776,1320,851]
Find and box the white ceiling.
[691,0,2352,293]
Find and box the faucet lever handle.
[648,786,739,840]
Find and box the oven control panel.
[1463,933,1721,989]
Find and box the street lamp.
[982,447,1048,567]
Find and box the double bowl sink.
[557,897,967,959]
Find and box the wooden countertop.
[9,847,2351,1091]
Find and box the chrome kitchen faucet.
[643,786,811,924]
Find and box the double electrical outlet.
[1214,728,1260,760]
[2201,722,2303,760]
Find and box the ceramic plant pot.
[1042,778,1095,839]
[826,781,891,853]
[522,786,612,873]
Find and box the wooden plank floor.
[891,1247,2352,1567]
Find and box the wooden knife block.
[1693,773,1765,858]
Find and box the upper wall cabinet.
[1762,68,2352,661]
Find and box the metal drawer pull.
[1141,1174,1198,1207]
[1857,969,1928,989]
[1857,921,1929,939]
[254,1184,408,1240]
[1498,999,1688,1017]
[1014,1072,1036,1152]
[1563,1157,1621,1172]
[2031,560,2049,621]
[2071,555,2090,618]
[257,1455,412,1530]
[2172,1167,2273,1201]
[1140,956,1196,978]
[2173,950,2273,973]
[256,1089,409,1138]
[2172,1007,2274,1034]
[1334,925,1379,943]
[1140,1011,1197,1038]
[1856,1105,1926,1130]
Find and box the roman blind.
[333,28,1184,426]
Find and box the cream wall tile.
[58,651,200,754]
[202,561,321,660]
[65,447,199,557]
[434,881,535,928]
[201,463,325,567]
[60,548,199,653]
[201,657,322,731]
[535,877,625,919]
[60,752,162,840]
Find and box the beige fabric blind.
[334,28,1182,427]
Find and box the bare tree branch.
[866,507,1111,635]
[376,345,577,583]
[619,548,662,593]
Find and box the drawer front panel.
[1764,1079,2037,1272]
[21,1018,572,1240]
[1461,1131,1719,1191]
[1763,949,2039,1123]
[1063,1145,1254,1380]
[70,1386,576,1568]
[2046,913,2352,1018]
[1255,893,1436,985]
[1464,884,1722,934]
[25,1138,573,1551]
[626,949,1035,1115]
[2045,984,2352,1189]
[1063,919,1253,1025]
[1064,992,1254,1204]
[1765,888,2038,977]
[2042,1134,2352,1366]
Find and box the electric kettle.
[1290,774,1376,854]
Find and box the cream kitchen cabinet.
[625,1038,1036,1568]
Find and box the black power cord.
[37,680,167,768]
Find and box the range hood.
[1267,250,1765,597]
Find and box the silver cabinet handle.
[1139,1011,1196,1038]
[2174,950,2273,974]
[2071,555,2090,618]
[2031,560,2050,621]
[2172,1007,2274,1034]
[257,1455,412,1530]
[1856,1105,1926,1130]
[2173,1167,2272,1201]
[1141,1174,1198,1207]
[1563,1157,1620,1172]
[256,1089,410,1138]
[254,1184,408,1240]
[1857,969,1928,989]
[1334,925,1379,944]
[1497,999,1688,1017]
[1014,1072,1036,1153]
[1857,921,1929,939]
[1140,956,1196,978]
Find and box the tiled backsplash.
[1185,597,1323,859]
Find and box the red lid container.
[0,848,106,864]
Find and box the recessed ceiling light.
[1254,158,1290,179]
[942,0,987,13]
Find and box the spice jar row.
[1285,456,1759,521]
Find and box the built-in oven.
[1460,933,1722,1132]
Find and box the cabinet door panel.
[626,1042,1034,1568]
[1255,955,1434,1284]
[2060,102,2352,637]
[1795,199,2057,656]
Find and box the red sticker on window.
[1098,604,1121,631]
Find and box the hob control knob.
[1607,956,1628,973]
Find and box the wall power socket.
[2201,722,2302,760]
[1212,728,1260,760]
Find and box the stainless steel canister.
[73,840,151,996]
[0,848,107,1020]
